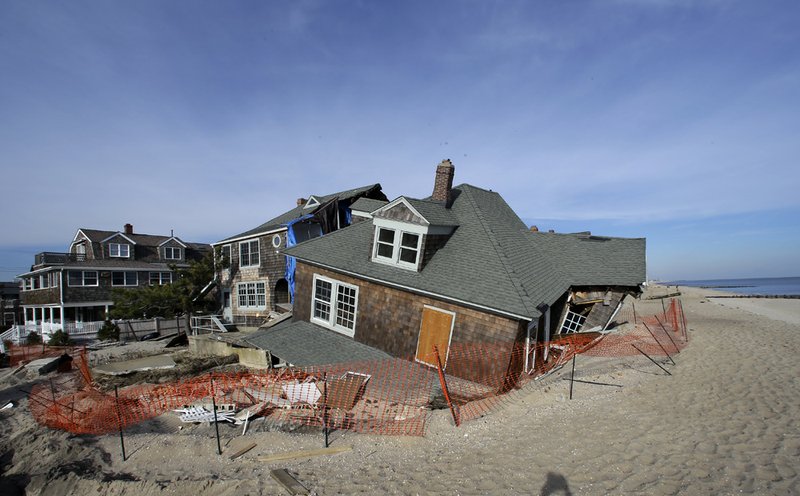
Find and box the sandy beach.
[2,284,800,495]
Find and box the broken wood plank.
[270,468,309,495]
[257,445,352,463]
[229,441,257,460]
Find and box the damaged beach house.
[213,160,646,378]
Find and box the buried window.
[561,310,586,333]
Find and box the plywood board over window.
[415,305,455,368]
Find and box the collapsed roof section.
[527,231,646,288]
[215,184,386,244]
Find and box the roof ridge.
[313,183,380,200]
[460,186,534,315]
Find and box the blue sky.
[1,0,799,281]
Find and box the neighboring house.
[1,281,22,330]
[251,160,645,378]
[17,224,211,337]
[212,184,387,328]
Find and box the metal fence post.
[210,373,222,455]
[114,385,127,461]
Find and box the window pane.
[400,247,418,264]
[401,232,419,248]
[378,228,395,243]
[247,283,256,306]
[313,279,332,321]
[112,272,124,285]
[335,285,357,329]
[249,241,259,265]
[84,272,97,285]
[377,243,394,258]
[240,242,250,266]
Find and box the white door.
[222,290,233,322]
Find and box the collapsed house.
[243,160,645,378]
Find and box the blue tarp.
[341,203,352,225]
[284,214,314,303]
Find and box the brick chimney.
[124,223,133,235]
[432,159,455,205]
[296,198,306,207]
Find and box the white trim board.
[211,227,287,247]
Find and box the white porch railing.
[0,321,106,345]
[190,315,229,335]
[0,325,23,350]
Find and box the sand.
[1,285,799,495]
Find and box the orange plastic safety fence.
[28,299,688,436]
[5,344,82,367]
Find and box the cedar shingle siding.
[294,261,525,382]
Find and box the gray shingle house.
[17,224,211,337]
[250,160,645,375]
[212,184,387,328]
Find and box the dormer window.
[164,247,182,260]
[373,227,421,270]
[109,243,130,258]
[74,243,86,261]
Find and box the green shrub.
[97,320,121,342]
[48,330,74,347]
[26,331,42,345]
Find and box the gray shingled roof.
[528,232,646,287]
[78,229,205,249]
[217,183,383,243]
[404,198,459,226]
[285,184,575,319]
[245,320,391,366]
[350,197,388,214]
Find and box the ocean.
[665,276,800,296]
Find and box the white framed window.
[561,310,587,334]
[112,271,138,286]
[239,239,260,267]
[272,234,282,248]
[311,274,358,337]
[237,282,266,309]
[375,227,395,260]
[372,227,421,270]
[68,271,98,287]
[75,243,86,261]
[149,272,172,285]
[109,243,130,258]
[164,247,182,260]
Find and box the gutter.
[211,227,287,247]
